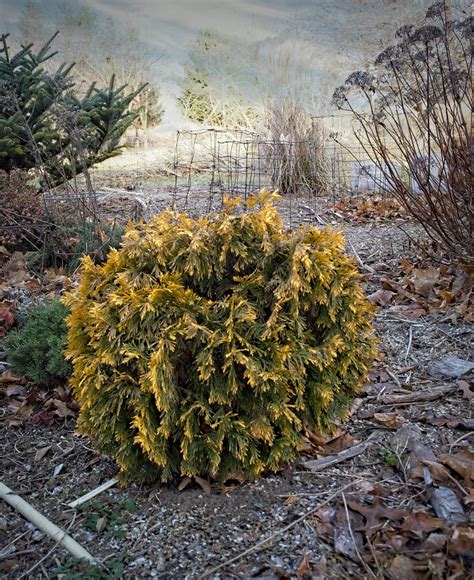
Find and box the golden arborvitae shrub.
[64,191,376,484]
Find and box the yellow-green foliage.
[64,192,376,484]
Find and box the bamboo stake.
[68,478,118,509]
[0,481,95,564]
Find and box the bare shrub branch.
[332,1,472,262]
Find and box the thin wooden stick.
[18,513,77,580]
[342,493,376,579]
[379,384,457,405]
[0,481,95,564]
[404,326,413,360]
[386,369,402,389]
[200,481,359,578]
[346,238,375,273]
[68,478,118,509]
[0,549,35,562]
[300,433,376,472]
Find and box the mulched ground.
[0,196,472,579]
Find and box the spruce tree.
[0,33,144,184]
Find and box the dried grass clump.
[264,100,331,196]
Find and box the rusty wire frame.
[171,125,398,217]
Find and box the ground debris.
[430,487,466,524]
[1,203,472,579]
[430,355,474,378]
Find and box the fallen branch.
[200,481,358,579]
[347,239,375,274]
[68,478,118,509]
[300,434,375,472]
[0,481,95,564]
[0,549,35,562]
[298,204,327,225]
[378,384,457,406]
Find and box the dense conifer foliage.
[0,33,143,184]
[65,192,376,483]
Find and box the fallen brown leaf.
[0,371,26,384]
[439,449,474,484]
[178,476,192,492]
[389,304,427,319]
[410,266,439,297]
[30,410,55,426]
[34,445,52,462]
[96,515,107,534]
[399,511,445,539]
[284,495,301,506]
[373,412,405,429]
[299,436,314,453]
[449,526,474,558]
[419,415,474,430]
[367,288,395,306]
[388,554,421,580]
[296,554,311,580]
[194,476,211,495]
[321,433,355,454]
[462,488,474,505]
[53,399,76,419]
[387,534,409,551]
[348,498,407,536]
[458,380,474,401]
[422,460,452,483]
[0,303,15,329]
[304,426,344,446]
[312,505,335,539]
[25,278,41,291]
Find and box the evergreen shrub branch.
[64,191,376,484]
[5,299,71,383]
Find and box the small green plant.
[51,555,125,579]
[79,497,136,539]
[65,191,376,484]
[40,219,125,272]
[379,446,399,467]
[4,299,71,383]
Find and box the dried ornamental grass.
[64,191,376,484]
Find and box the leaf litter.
[0,207,472,578]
